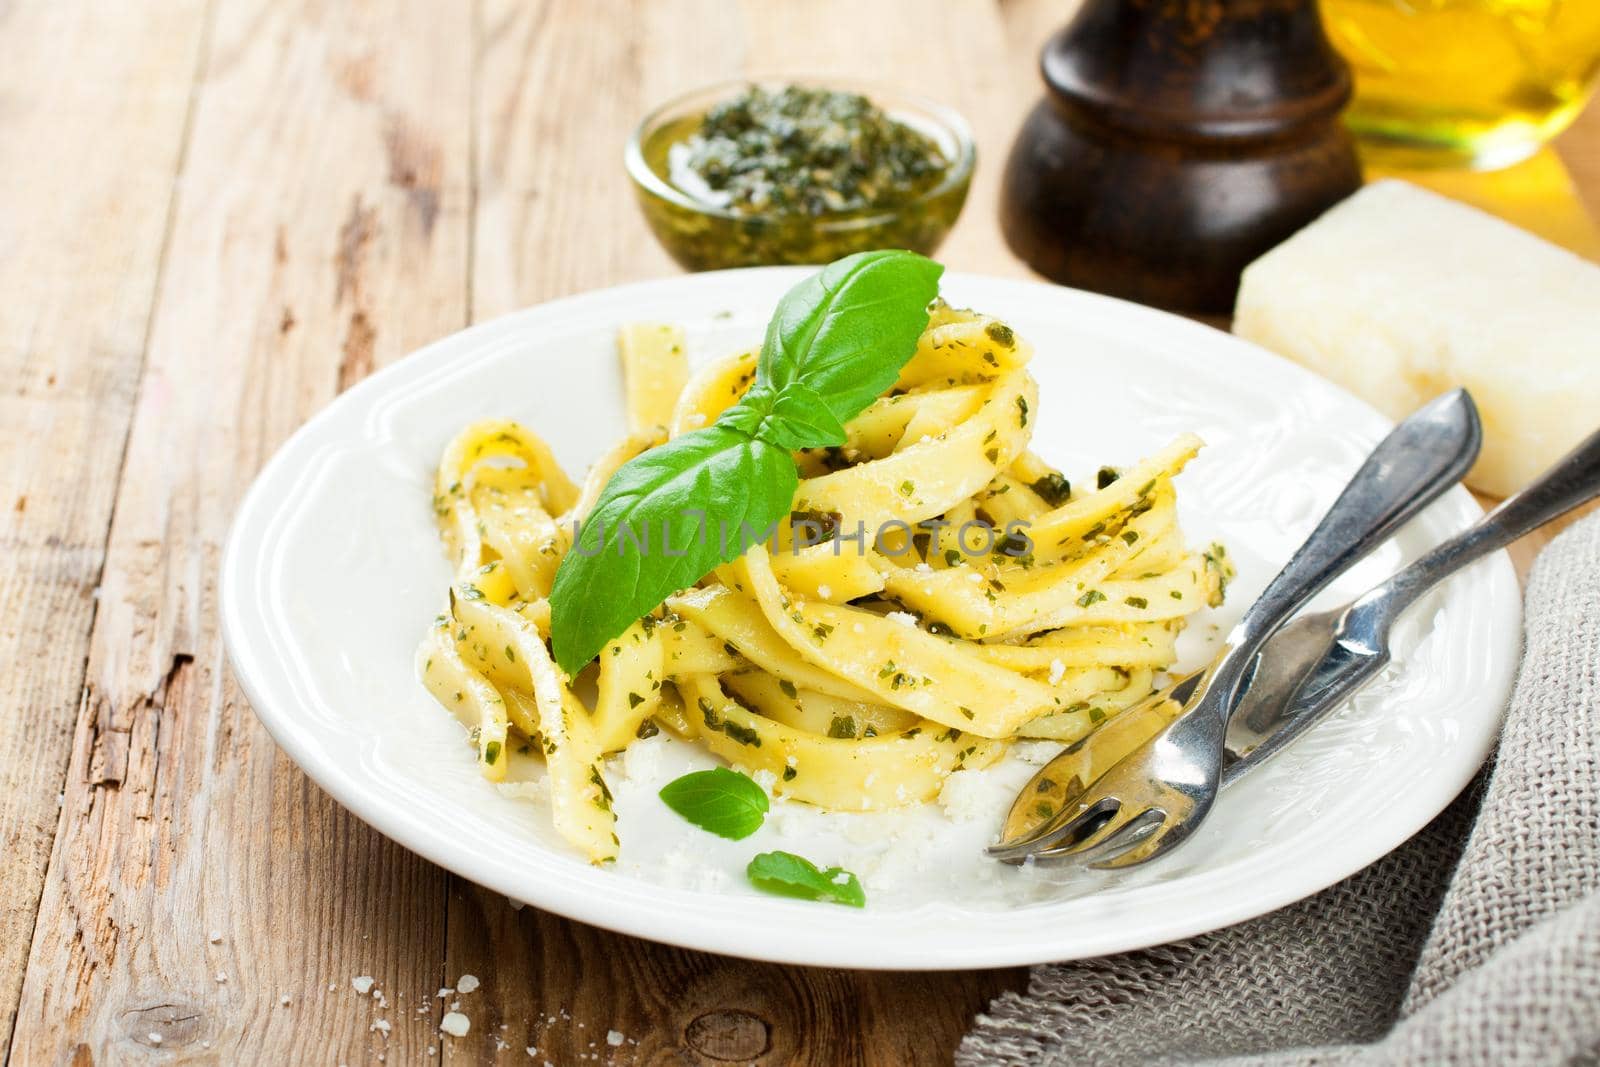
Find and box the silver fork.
[1222,418,1600,777]
[1003,418,1600,870]
[987,389,1483,867]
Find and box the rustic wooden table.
[3,2,1598,1063]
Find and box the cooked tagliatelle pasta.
[417,305,1229,862]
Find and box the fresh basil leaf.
[548,426,796,675]
[549,251,942,676]
[746,850,866,907]
[757,382,849,450]
[715,382,847,450]
[757,250,943,427]
[659,767,770,840]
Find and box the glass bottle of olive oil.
[1321,0,1600,168]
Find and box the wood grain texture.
[1557,97,1600,222]
[8,0,472,1061]
[0,0,212,1051]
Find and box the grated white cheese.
[1013,740,1065,766]
[496,780,549,803]
[1048,658,1066,685]
[606,1030,625,1047]
[351,976,375,995]
[885,611,917,628]
[816,584,832,599]
[621,732,669,782]
[440,1012,470,1037]
[938,768,1012,823]
[455,974,480,994]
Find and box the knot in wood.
[119,1001,207,1049]
[683,1008,771,1060]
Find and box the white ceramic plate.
[222,268,1519,970]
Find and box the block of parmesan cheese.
[1234,180,1600,497]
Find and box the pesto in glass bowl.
[627,81,975,270]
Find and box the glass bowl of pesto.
[626,80,975,271]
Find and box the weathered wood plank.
[444,882,1026,1065]
[1556,96,1600,222]
[457,3,1030,1063]
[0,0,213,1051]
[8,0,473,1060]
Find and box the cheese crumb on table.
[351,975,375,995]
[455,974,480,994]
[440,1011,470,1037]
[606,1030,625,1046]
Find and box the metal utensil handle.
[1229,390,1482,655]
[1381,422,1600,617]
[1225,420,1600,784]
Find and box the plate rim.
[221,266,1520,970]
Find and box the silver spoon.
[988,389,1483,866]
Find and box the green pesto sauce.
[674,86,947,216]
[637,84,970,270]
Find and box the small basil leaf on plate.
[758,250,943,427]
[746,850,866,907]
[549,427,797,675]
[659,766,770,840]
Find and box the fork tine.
[986,796,1119,864]
[1053,808,1167,866]
[1088,814,1196,870]
[1034,807,1166,867]
[1047,800,1146,857]
[1000,797,1153,865]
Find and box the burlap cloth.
[960,512,1600,1067]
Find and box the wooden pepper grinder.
[1001,0,1362,314]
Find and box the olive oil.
[1322,0,1600,168]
